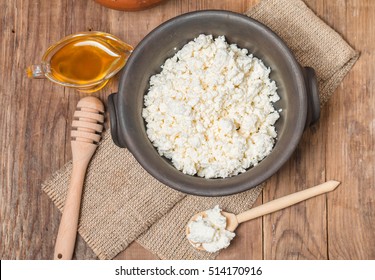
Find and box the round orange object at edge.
[94,0,168,11]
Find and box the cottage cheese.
[142,34,280,179]
[187,205,235,253]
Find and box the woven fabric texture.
[42,0,359,260]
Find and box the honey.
[27,32,133,92]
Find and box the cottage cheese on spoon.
[187,205,235,253]
[142,34,280,179]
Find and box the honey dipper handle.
[54,160,88,260]
[236,180,340,224]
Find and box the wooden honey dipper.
[54,97,104,260]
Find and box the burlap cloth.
[42,0,359,260]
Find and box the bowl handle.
[108,92,127,148]
[302,67,320,128]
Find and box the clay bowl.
[108,10,320,196]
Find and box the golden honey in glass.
[27,32,133,92]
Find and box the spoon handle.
[53,160,88,260]
[236,180,340,224]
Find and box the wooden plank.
[0,0,70,259]
[262,123,328,259]
[260,0,329,260]
[325,0,375,259]
[110,0,263,260]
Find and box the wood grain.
[0,0,374,260]
[324,0,375,259]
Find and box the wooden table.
[1,0,374,260]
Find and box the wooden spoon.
[187,180,340,251]
[54,97,104,260]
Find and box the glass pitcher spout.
[26,64,50,79]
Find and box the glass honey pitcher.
[27,32,133,92]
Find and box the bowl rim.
[116,10,307,196]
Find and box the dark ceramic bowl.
[108,10,320,196]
